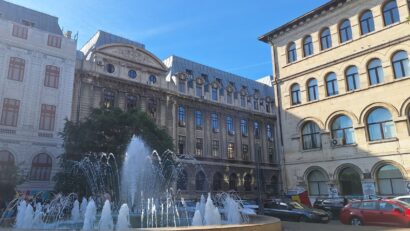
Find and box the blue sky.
[8,0,328,80]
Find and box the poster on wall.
[362,182,376,199]
[328,184,338,198]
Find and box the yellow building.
[260,0,410,198]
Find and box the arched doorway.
[339,167,363,196]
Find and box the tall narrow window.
[244,174,252,191]
[367,107,396,141]
[0,151,15,181]
[195,171,206,191]
[196,84,203,97]
[392,51,410,78]
[325,72,338,96]
[302,122,321,150]
[331,115,355,145]
[383,0,400,26]
[102,90,115,108]
[30,153,52,181]
[287,42,297,63]
[178,106,185,126]
[211,112,219,131]
[195,110,202,129]
[253,99,259,110]
[178,80,186,93]
[226,116,234,134]
[126,95,137,110]
[339,19,352,43]
[254,122,260,139]
[7,57,25,81]
[242,144,249,160]
[360,10,375,35]
[227,143,235,159]
[213,172,223,191]
[240,119,248,136]
[178,136,185,154]
[229,173,237,191]
[47,35,62,48]
[195,138,203,156]
[291,83,301,105]
[345,66,360,91]
[212,87,218,101]
[267,124,273,141]
[320,28,332,50]
[177,170,188,190]
[368,59,384,85]
[240,95,246,107]
[39,104,56,131]
[12,24,28,39]
[44,65,60,88]
[227,92,233,104]
[0,99,20,127]
[212,140,219,157]
[307,79,319,101]
[303,35,314,57]
[268,148,274,163]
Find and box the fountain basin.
[2,215,281,231]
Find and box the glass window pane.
[368,124,382,141]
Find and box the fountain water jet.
[82,198,97,230]
[98,200,114,231]
[116,204,130,230]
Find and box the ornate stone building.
[0,0,77,193]
[260,0,410,199]
[73,31,280,199]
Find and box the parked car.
[264,200,329,223]
[340,199,410,227]
[313,197,347,219]
[394,195,410,204]
[240,200,259,212]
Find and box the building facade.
[0,0,77,193]
[73,31,281,200]
[260,0,410,198]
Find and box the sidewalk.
[282,221,409,231]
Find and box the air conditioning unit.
[96,60,104,66]
[228,130,235,136]
[178,121,186,127]
[213,128,220,133]
[330,139,338,147]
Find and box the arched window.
[291,84,301,105]
[307,170,328,196]
[325,72,338,96]
[331,115,355,145]
[367,108,396,141]
[367,59,384,85]
[0,150,15,181]
[195,171,206,191]
[177,170,188,190]
[339,19,352,43]
[345,66,360,91]
[244,174,252,191]
[383,0,400,26]
[320,28,332,50]
[303,35,314,57]
[212,172,223,191]
[392,51,410,78]
[287,42,297,63]
[302,122,321,150]
[229,173,237,191]
[30,153,52,181]
[307,79,319,101]
[360,10,375,35]
[377,164,406,195]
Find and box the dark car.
[313,197,347,219]
[340,199,410,227]
[264,200,329,223]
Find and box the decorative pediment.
[97,44,167,72]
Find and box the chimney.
[65,30,72,39]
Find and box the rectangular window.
[195,138,203,156]
[212,88,218,101]
[227,142,235,159]
[103,90,115,108]
[226,116,234,134]
[227,92,233,104]
[44,65,60,88]
[267,124,273,141]
[47,35,62,48]
[211,112,219,131]
[21,20,35,27]
[254,122,260,139]
[178,80,186,93]
[0,99,20,127]
[242,144,249,161]
[195,110,202,129]
[254,99,259,110]
[126,95,137,110]
[240,119,248,136]
[196,84,202,97]
[266,103,271,113]
[39,104,56,131]
[178,106,185,126]
[178,136,186,155]
[12,24,28,39]
[212,140,219,157]
[268,148,274,163]
[240,95,246,107]
[7,57,25,81]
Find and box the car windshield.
[289,201,307,209]
[393,200,410,208]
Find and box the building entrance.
[339,167,363,196]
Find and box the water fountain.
[1,136,281,231]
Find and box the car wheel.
[299,216,308,223]
[350,217,362,226]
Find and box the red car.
[340,199,410,227]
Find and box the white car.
[394,195,410,204]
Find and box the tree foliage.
[54,108,174,194]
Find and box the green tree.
[54,108,174,194]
